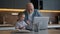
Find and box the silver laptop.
[33,17,49,30]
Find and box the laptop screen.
[33,17,49,29]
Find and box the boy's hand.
[20,26,24,29]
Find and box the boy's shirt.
[16,21,27,29]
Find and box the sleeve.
[23,21,27,26]
[36,9,42,17]
[23,11,28,23]
[15,23,20,29]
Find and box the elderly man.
[19,3,42,31]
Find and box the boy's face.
[19,14,25,21]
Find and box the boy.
[15,12,27,30]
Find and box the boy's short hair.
[17,12,25,21]
[18,12,24,17]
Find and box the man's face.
[26,3,34,14]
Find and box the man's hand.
[26,20,30,25]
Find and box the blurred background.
[0,0,60,34]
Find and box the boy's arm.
[16,25,25,30]
[15,23,20,29]
[15,22,26,30]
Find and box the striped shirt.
[15,21,27,29]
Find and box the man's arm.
[37,11,41,16]
[23,11,30,25]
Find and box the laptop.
[33,17,49,30]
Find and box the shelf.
[0,9,25,12]
[0,9,60,12]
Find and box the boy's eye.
[23,16,25,18]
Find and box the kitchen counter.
[0,24,60,30]
[0,24,14,27]
[48,24,60,28]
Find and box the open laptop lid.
[33,17,49,29]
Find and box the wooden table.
[48,29,60,34]
[0,30,31,34]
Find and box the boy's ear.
[17,16,20,21]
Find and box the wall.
[43,0,60,10]
[0,0,30,9]
[0,0,60,10]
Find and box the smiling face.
[18,12,25,21]
[26,3,34,14]
[19,14,25,21]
